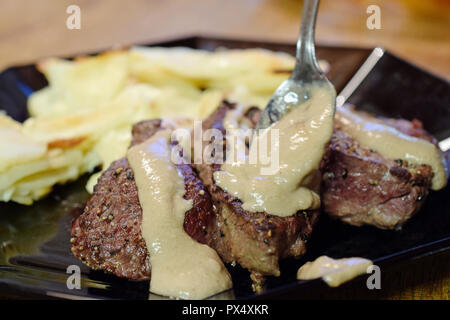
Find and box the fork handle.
[291,0,322,81]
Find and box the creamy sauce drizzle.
[127,130,232,299]
[335,106,448,190]
[214,86,335,216]
[297,256,373,287]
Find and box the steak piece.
[378,117,437,144]
[194,101,321,279]
[239,104,436,230]
[321,110,435,230]
[71,119,217,280]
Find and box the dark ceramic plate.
[0,36,449,300]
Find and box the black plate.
[0,36,449,300]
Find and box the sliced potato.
[29,51,130,117]
[0,114,47,172]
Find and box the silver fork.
[256,0,336,130]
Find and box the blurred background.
[0,0,449,78]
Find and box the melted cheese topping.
[297,256,373,287]
[213,85,335,216]
[335,106,448,190]
[127,130,232,299]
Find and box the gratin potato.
[0,47,329,204]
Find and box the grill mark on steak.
[71,120,217,280]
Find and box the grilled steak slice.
[321,112,435,230]
[194,101,320,278]
[71,120,217,280]
[237,104,436,230]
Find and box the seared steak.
[194,101,321,278]
[72,102,320,284]
[321,109,435,230]
[239,105,436,230]
[71,119,217,280]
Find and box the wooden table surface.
[0,0,449,300]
